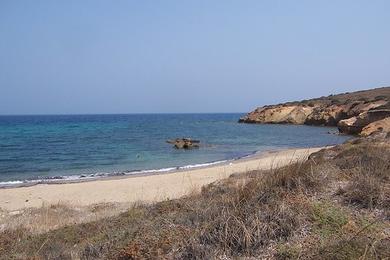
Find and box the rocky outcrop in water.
[239,87,390,135]
[166,138,200,149]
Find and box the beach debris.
[166,138,200,149]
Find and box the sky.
[0,1,389,115]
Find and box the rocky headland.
[239,86,390,136]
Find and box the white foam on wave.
[127,167,177,174]
[179,160,228,169]
[0,180,24,186]
[0,156,246,188]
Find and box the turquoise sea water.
[0,114,349,185]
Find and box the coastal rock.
[304,105,347,126]
[347,100,387,117]
[239,105,314,124]
[337,116,359,134]
[283,106,315,124]
[166,138,200,149]
[360,117,390,137]
[239,86,390,135]
[337,109,390,135]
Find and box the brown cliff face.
[304,104,347,126]
[360,117,390,137]
[337,109,390,135]
[239,87,390,135]
[238,105,314,124]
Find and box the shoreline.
[0,146,328,211]
[0,148,286,189]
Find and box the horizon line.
[0,112,247,117]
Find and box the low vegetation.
[1,134,389,259]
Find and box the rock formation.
[337,109,390,135]
[239,105,314,124]
[304,105,347,126]
[360,117,390,137]
[166,138,200,149]
[239,87,390,136]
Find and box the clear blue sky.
[1,1,389,114]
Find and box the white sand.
[0,147,325,211]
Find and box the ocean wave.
[179,160,228,169]
[0,180,24,187]
[0,157,240,188]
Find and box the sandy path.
[0,147,324,211]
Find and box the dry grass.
[338,174,386,209]
[0,202,131,234]
[115,161,325,259]
[0,205,147,259]
[300,215,390,260]
[332,141,390,211]
[0,135,389,259]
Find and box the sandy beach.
[0,147,325,211]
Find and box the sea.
[0,113,349,186]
